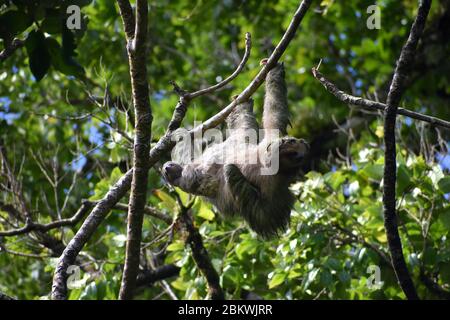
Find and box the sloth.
[162,61,309,237]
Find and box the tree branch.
[419,269,450,300]
[187,32,252,100]
[178,208,224,300]
[51,172,133,299]
[0,292,15,300]
[332,223,392,266]
[136,264,180,288]
[113,203,172,225]
[383,0,432,300]
[311,68,450,129]
[116,0,135,40]
[0,201,93,237]
[0,38,24,62]
[118,0,153,300]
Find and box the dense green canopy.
[0,0,449,300]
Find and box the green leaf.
[154,189,177,211]
[423,247,437,265]
[325,171,346,190]
[166,242,185,252]
[397,164,412,195]
[45,36,85,77]
[41,10,63,34]
[438,177,450,194]
[111,234,127,247]
[0,10,32,39]
[429,165,445,188]
[303,268,319,290]
[268,273,286,289]
[197,202,215,221]
[110,167,123,183]
[325,258,341,270]
[171,278,190,291]
[338,271,351,284]
[440,264,450,284]
[320,270,333,286]
[25,30,51,81]
[235,239,259,260]
[89,167,122,200]
[62,26,77,58]
[438,208,450,229]
[361,164,383,181]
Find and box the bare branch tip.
[169,80,187,97]
[245,32,251,43]
[316,59,323,70]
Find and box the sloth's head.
[162,161,183,185]
[277,137,309,172]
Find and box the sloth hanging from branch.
[163,60,309,238]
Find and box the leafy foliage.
[0,0,449,299]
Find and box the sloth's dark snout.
[162,162,182,183]
[299,138,309,149]
[292,152,304,161]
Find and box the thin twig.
[113,203,172,224]
[187,32,252,100]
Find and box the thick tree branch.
[0,292,15,300]
[178,208,224,300]
[136,264,180,287]
[419,269,450,300]
[119,0,153,300]
[311,68,450,129]
[116,0,135,40]
[51,172,133,299]
[383,0,432,300]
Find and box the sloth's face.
[278,137,309,171]
[162,161,183,185]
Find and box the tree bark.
[383,0,432,300]
[118,0,153,300]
